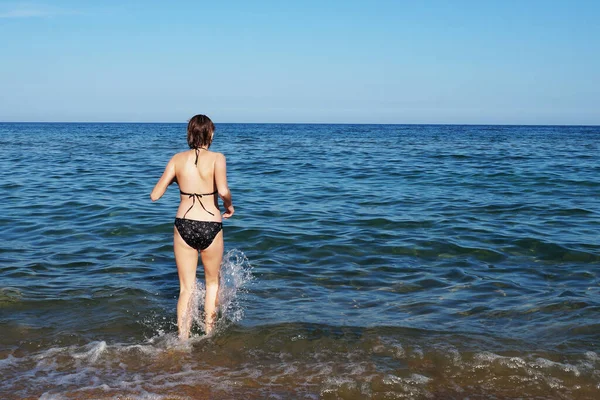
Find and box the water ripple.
[0,123,599,398]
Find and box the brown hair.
[187,114,215,149]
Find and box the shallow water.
[0,123,599,399]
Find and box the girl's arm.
[150,157,176,201]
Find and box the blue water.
[0,123,599,399]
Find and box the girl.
[151,115,234,338]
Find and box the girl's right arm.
[150,156,176,201]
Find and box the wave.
[1,323,598,399]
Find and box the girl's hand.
[222,205,235,219]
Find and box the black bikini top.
[180,148,217,218]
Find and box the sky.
[0,0,599,124]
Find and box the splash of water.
[189,248,254,336]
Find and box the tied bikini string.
[182,192,215,218]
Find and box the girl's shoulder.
[203,149,225,160]
[171,150,188,162]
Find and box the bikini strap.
[180,189,218,218]
[193,147,207,166]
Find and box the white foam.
[39,393,66,400]
[382,374,404,386]
[412,346,424,359]
[391,343,405,358]
[407,374,431,385]
[0,354,18,369]
[500,356,527,369]
[444,346,462,365]
[321,376,359,395]
[72,341,107,363]
[585,351,599,362]
[349,363,366,375]
[533,357,581,376]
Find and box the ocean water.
[0,122,599,399]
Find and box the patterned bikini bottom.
[174,218,223,251]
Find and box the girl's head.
[187,114,215,149]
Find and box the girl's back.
[174,148,222,222]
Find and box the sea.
[0,122,599,399]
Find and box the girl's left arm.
[150,157,176,201]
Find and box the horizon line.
[1,121,599,127]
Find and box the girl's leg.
[174,226,198,340]
[200,230,224,334]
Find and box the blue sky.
[1,0,599,124]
